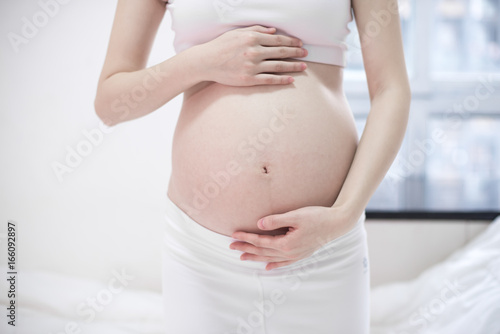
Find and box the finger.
[240,25,276,34]
[251,73,295,86]
[261,46,308,60]
[266,260,297,271]
[257,33,303,47]
[230,241,282,257]
[240,253,287,263]
[231,231,285,249]
[256,60,307,74]
[258,215,298,231]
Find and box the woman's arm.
[228,0,410,270]
[331,0,411,221]
[94,0,174,126]
[94,0,308,127]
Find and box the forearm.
[94,45,204,127]
[332,87,411,219]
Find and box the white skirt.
[162,194,370,334]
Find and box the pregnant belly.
[167,61,358,236]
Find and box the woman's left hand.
[229,205,356,270]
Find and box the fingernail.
[258,218,265,229]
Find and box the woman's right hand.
[196,25,308,86]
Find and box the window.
[346,0,500,215]
[431,0,500,74]
[425,115,500,210]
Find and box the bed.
[1,216,499,334]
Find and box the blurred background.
[0,0,499,302]
[346,0,500,213]
[0,0,178,292]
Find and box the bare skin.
[95,0,411,270]
[167,59,358,237]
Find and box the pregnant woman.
[94,0,410,332]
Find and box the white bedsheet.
[1,217,499,334]
[0,268,165,334]
[370,216,500,334]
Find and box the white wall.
[366,220,490,287]
[0,0,181,292]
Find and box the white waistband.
[163,194,366,275]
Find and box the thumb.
[258,213,291,231]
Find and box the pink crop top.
[165,0,353,67]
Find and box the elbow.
[94,76,128,127]
[94,95,119,128]
[385,82,412,113]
